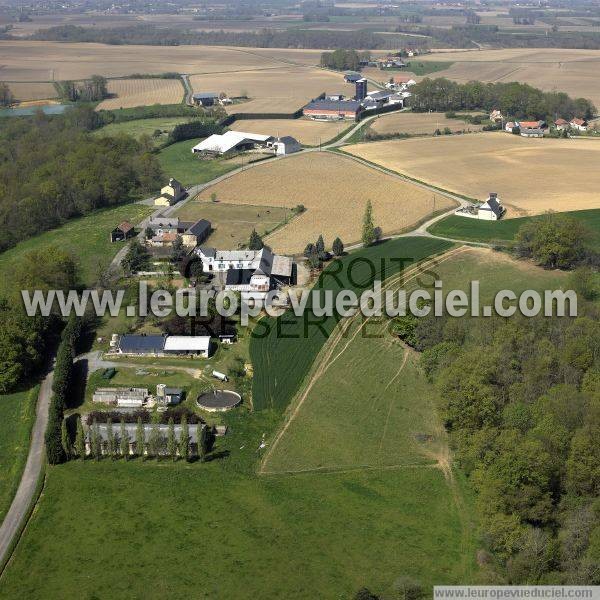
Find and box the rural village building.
[192,92,218,107]
[192,131,274,155]
[554,118,569,130]
[196,247,293,293]
[148,217,211,248]
[570,118,588,131]
[455,193,505,221]
[115,334,212,357]
[155,178,186,207]
[84,422,205,457]
[520,127,545,138]
[110,221,135,243]
[489,109,503,123]
[271,136,302,155]
[93,387,149,408]
[303,99,361,121]
[344,71,361,83]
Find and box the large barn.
[192,131,273,155]
[303,100,361,121]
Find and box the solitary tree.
[171,235,186,263]
[316,235,325,254]
[210,192,218,203]
[91,419,101,461]
[120,419,129,460]
[248,229,264,250]
[0,82,14,107]
[74,418,86,460]
[361,200,376,247]
[61,419,71,460]
[167,417,176,461]
[121,240,151,275]
[106,418,116,459]
[303,243,316,258]
[147,423,161,459]
[332,237,344,256]
[144,226,154,239]
[179,414,189,461]
[198,425,211,461]
[136,416,145,460]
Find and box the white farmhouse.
[196,247,293,293]
[455,193,505,221]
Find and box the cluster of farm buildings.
[303,75,414,121]
[489,110,590,137]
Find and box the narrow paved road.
[0,369,53,569]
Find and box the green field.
[0,439,474,599]
[0,204,153,293]
[172,200,294,249]
[95,117,196,145]
[405,60,453,76]
[428,209,600,244]
[157,139,247,187]
[0,388,38,522]
[250,237,454,412]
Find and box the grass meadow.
[0,203,154,294]
[95,117,196,146]
[0,415,475,599]
[428,209,600,245]
[250,237,454,412]
[0,388,38,522]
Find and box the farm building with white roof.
[192,131,273,155]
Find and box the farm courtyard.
[345,134,600,217]
[195,152,455,253]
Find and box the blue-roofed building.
[192,92,219,107]
[117,334,166,355]
[344,71,362,83]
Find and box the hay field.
[190,67,346,114]
[7,82,57,101]
[196,152,454,253]
[0,41,290,81]
[96,78,184,110]
[422,48,600,109]
[345,134,600,217]
[173,201,293,248]
[370,111,485,135]
[229,118,347,144]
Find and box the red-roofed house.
[554,118,569,130]
[570,118,588,131]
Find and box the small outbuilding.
[163,335,211,357]
[111,221,135,243]
[271,136,301,155]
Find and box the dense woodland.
[394,217,600,584]
[0,106,163,253]
[410,78,597,121]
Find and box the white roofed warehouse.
[192,131,273,155]
[163,336,212,357]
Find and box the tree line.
[0,106,163,253]
[409,78,596,120]
[57,75,108,103]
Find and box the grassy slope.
[0,388,38,522]
[250,237,454,412]
[428,209,600,244]
[0,204,153,293]
[405,61,453,76]
[157,138,241,187]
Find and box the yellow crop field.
[7,82,58,102]
[96,78,184,110]
[345,134,600,217]
[370,111,485,136]
[229,118,348,145]
[190,67,346,114]
[422,48,600,109]
[0,41,290,81]
[195,152,454,253]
